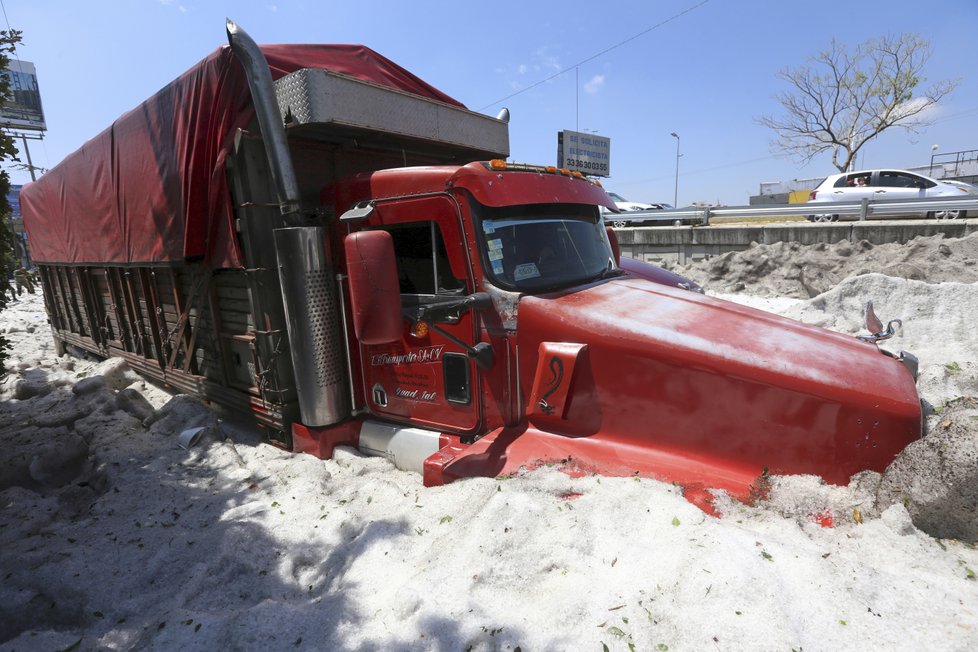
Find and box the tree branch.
[756,34,958,173]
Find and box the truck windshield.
[476,204,616,293]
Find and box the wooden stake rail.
[35,263,299,436]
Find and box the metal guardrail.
[606,194,978,227]
[931,149,978,177]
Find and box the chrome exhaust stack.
[227,19,349,427]
[226,18,303,225]
[273,227,349,426]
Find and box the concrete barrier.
[616,218,978,264]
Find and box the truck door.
[357,196,481,434]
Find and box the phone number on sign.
[565,159,609,173]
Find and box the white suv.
[807,169,976,221]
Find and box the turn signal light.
[410,321,429,339]
[484,160,598,182]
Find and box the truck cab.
[330,162,617,441]
[326,160,921,505]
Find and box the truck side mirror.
[344,230,402,345]
[605,226,621,266]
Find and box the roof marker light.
[489,159,507,170]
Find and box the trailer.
[20,21,923,511]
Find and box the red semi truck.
[20,22,922,509]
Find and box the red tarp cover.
[20,45,463,267]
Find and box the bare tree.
[758,34,958,173]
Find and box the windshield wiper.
[587,263,624,284]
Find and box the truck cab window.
[475,203,614,294]
[382,221,465,295]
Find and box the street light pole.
[670,132,680,207]
[930,144,939,177]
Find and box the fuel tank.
[500,277,922,498]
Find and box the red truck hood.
[508,277,921,493]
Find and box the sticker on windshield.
[491,260,504,275]
[487,239,503,261]
[483,221,496,234]
[514,262,540,281]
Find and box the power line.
[931,106,978,126]
[614,154,781,189]
[0,0,16,49]
[0,0,29,114]
[477,0,712,111]
[0,0,23,73]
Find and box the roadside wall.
[616,219,978,265]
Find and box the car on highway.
[606,192,657,212]
[807,169,977,221]
[603,193,677,227]
[605,205,678,227]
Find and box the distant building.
[7,183,21,219]
[6,184,31,267]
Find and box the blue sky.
[4,0,977,204]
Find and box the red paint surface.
[618,255,701,291]
[292,421,362,459]
[515,279,921,485]
[332,162,616,216]
[811,511,835,528]
[416,275,919,504]
[527,342,588,421]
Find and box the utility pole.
[670,132,680,207]
[3,129,45,181]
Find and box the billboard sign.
[1,59,46,132]
[557,129,611,177]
